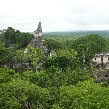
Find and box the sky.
[0,0,109,32]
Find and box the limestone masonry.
[24,22,47,55]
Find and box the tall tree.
[4,27,16,46]
[70,34,107,65]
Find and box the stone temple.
[34,22,42,37]
[24,22,47,55]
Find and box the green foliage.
[16,32,34,49]
[44,38,63,54]
[13,70,39,85]
[58,80,109,109]
[0,67,15,83]
[4,27,16,44]
[44,49,77,71]
[43,31,109,40]
[0,38,5,48]
[0,66,94,109]
[37,67,65,88]
[11,46,43,70]
[1,30,109,109]
[70,34,107,65]
[0,47,14,67]
[12,49,24,65]
[22,46,42,68]
[101,81,109,87]
[0,78,51,109]
[4,27,33,49]
[36,66,90,89]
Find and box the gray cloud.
[0,0,109,32]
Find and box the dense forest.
[43,30,109,40]
[1,27,109,109]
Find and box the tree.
[57,79,109,109]
[0,78,51,109]
[44,38,62,55]
[17,32,34,49]
[4,27,16,46]
[0,47,14,67]
[22,46,43,69]
[69,34,107,65]
[4,27,34,49]
[0,67,15,83]
[0,67,52,109]
[37,66,90,90]
[43,49,77,71]
[12,49,24,69]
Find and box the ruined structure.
[24,22,47,55]
[92,53,109,69]
[34,22,42,37]
[23,22,47,72]
[93,68,109,83]
[92,53,109,83]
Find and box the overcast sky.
[0,0,109,32]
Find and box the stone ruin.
[92,53,109,84]
[24,22,47,55]
[23,22,47,72]
[92,53,109,70]
[34,22,42,37]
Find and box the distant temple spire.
[27,22,47,55]
[37,22,42,33]
[34,22,42,37]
